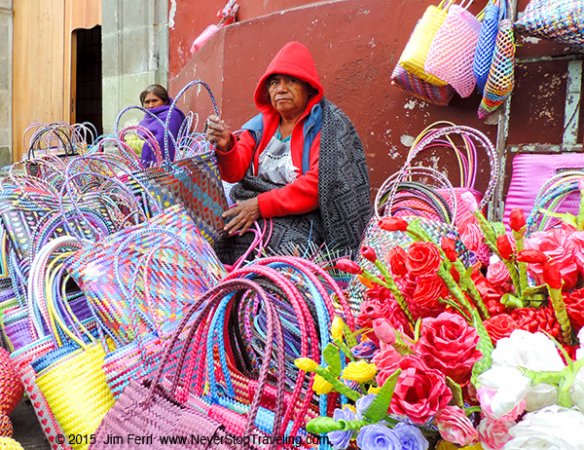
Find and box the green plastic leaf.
[343,322,358,349]
[446,376,464,408]
[306,417,345,434]
[363,369,402,423]
[538,208,578,227]
[323,343,342,376]
[414,319,422,342]
[491,221,507,237]
[501,293,523,309]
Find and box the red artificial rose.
[379,217,408,232]
[372,346,403,386]
[390,355,452,424]
[484,313,517,344]
[496,235,514,261]
[336,258,363,275]
[360,246,377,263]
[564,288,584,330]
[409,275,447,319]
[406,242,442,277]
[418,312,482,385]
[388,246,408,277]
[435,406,479,447]
[441,237,458,262]
[543,262,563,289]
[511,305,561,340]
[509,208,526,233]
[517,249,548,264]
[356,299,391,329]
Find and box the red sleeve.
[215,131,256,183]
[257,134,320,218]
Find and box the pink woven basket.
[503,153,584,227]
[425,4,482,98]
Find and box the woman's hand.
[222,198,261,235]
[205,115,233,152]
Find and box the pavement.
[10,399,50,449]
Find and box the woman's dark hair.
[139,84,171,106]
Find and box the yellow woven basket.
[0,437,24,450]
[34,256,114,450]
[398,1,450,87]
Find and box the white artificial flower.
[523,382,558,412]
[504,405,584,449]
[492,330,565,372]
[571,366,584,412]
[477,366,530,419]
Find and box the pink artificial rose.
[372,318,396,346]
[435,406,478,447]
[460,222,490,265]
[418,312,482,386]
[372,346,403,386]
[525,227,579,289]
[486,258,512,291]
[477,417,514,450]
[390,356,452,424]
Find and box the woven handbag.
[515,0,584,49]
[503,153,584,228]
[425,3,482,97]
[32,262,114,450]
[66,205,225,344]
[478,19,516,118]
[398,0,452,86]
[0,348,22,415]
[473,0,506,93]
[92,279,294,450]
[398,124,499,226]
[390,65,455,106]
[525,171,584,234]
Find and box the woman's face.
[143,92,165,109]
[267,75,311,119]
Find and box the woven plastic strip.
[515,0,584,49]
[398,0,451,87]
[478,19,516,119]
[425,4,482,98]
[473,0,505,93]
[390,65,455,106]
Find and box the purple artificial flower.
[394,422,429,450]
[356,394,377,419]
[352,340,379,359]
[356,424,401,450]
[328,406,355,450]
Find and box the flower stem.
[451,259,490,319]
[547,286,575,345]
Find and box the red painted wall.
[168,0,579,211]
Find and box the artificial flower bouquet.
[297,189,584,449]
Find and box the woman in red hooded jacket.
[207,41,371,264]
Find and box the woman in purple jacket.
[137,84,186,166]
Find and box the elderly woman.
[206,41,371,263]
[129,84,186,166]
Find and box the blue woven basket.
[473,1,504,92]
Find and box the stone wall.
[0,0,12,166]
[101,0,168,133]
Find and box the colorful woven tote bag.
[473,0,506,93]
[515,0,584,49]
[425,3,482,98]
[390,65,455,106]
[397,0,452,87]
[478,19,516,118]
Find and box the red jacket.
[216,42,324,219]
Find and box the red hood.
[253,41,324,115]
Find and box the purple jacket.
[139,103,186,165]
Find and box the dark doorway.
[74,26,102,141]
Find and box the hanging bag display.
[515,0,584,50]
[478,18,516,118]
[473,0,506,93]
[390,65,455,106]
[397,0,453,87]
[425,1,483,98]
